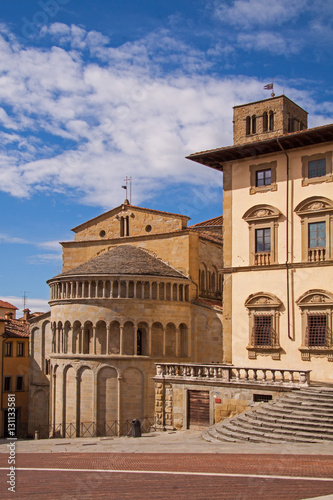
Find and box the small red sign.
[215,398,221,404]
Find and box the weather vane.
[264,82,275,98]
[122,176,132,204]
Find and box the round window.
[145,225,152,233]
[99,230,106,237]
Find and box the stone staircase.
[203,387,333,443]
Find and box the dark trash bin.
[131,419,141,437]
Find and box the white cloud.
[0,23,330,210]
[0,233,28,244]
[237,32,302,55]
[0,295,50,313]
[213,0,308,28]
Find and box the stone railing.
[49,277,190,303]
[155,363,311,387]
[308,247,326,262]
[255,252,271,266]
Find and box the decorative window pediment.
[296,289,333,308]
[243,204,281,223]
[245,292,282,309]
[295,196,333,216]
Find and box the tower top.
[233,95,308,146]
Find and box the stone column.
[134,281,137,299]
[117,375,122,436]
[119,325,124,355]
[92,326,96,354]
[162,326,166,357]
[175,327,180,357]
[106,325,110,355]
[88,281,91,298]
[134,327,137,356]
[68,327,73,354]
[102,281,106,298]
[148,324,152,356]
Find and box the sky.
[0,0,333,314]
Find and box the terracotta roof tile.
[189,216,223,227]
[53,245,189,280]
[0,300,18,310]
[4,318,30,338]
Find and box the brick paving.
[1,453,333,499]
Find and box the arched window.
[246,116,251,135]
[269,110,274,130]
[263,112,268,132]
[252,115,256,134]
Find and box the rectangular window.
[16,376,24,391]
[255,228,271,253]
[4,377,12,392]
[256,169,271,187]
[306,314,327,347]
[308,158,326,178]
[17,342,24,357]
[5,342,12,356]
[308,222,326,248]
[253,315,273,346]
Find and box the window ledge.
[250,183,277,195]
[247,345,282,360]
[302,175,333,187]
[299,346,333,361]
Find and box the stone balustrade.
[155,363,311,387]
[255,252,271,266]
[49,277,190,303]
[308,247,326,262]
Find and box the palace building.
[188,94,333,382]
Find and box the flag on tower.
[264,83,273,90]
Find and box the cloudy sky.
[0,0,332,313]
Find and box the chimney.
[23,308,30,321]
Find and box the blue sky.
[0,0,332,313]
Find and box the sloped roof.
[189,216,223,227]
[52,245,188,280]
[71,203,190,232]
[4,319,30,338]
[0,300,18,310]
[187,123,333,169]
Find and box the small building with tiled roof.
[0,311,30,438]
[0,300,18,320]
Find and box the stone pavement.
[1,431,333,499]
[1,429,333,454]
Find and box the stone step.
[244,411,333,430]
[253,407,333,424]
[231,415,333,438]
[203,386,333,444]
[216,421,319,443]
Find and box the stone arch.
[209,318,223,362]
[109,321,120,354]
[179,323,188,357]
[123,321,134,355]
[64,365,76,429]
[296,289,333,307]
[96,320,107,355]
[137,321,149,356]
[72,321,82,354]
[165,323,176,357]
[151,322,163,356]
[97,366,118,434]
[196,314,208,362]
[32,389,48,433]
[121,367,144,422]
[78,366,94,427]
[83,321,93,354]
[64,321,71,354]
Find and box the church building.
[28,202,224,436]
